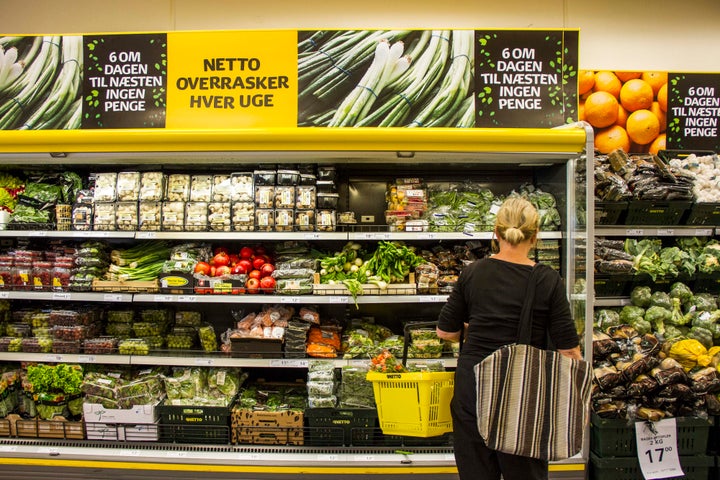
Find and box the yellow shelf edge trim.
[0,127,587,154]
[0,457,585,473]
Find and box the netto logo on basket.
[185,417,204,422]
[333,420,351,425]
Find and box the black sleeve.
[437,270,469,334]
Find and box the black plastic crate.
[157,402,232,444]
[685,203,720,226]
[590,413,711,457]
[624,201,693,226]
[305,408,377,446]
[594,275,633,297]
[595,201,628,225]
[590,453,713,480]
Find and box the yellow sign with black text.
[166,30,298,129]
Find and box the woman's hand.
[436,326,462,342]
[558,346,583,360]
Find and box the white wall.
[2,0,719,71]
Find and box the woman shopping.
[436,196,582,480]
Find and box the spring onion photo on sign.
[0,36,83,130]
[298,29,475,128]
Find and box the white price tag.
[354,455,375,462]
[166,451,188,458]
[269,359,308,368]
[303,233,320,239]
[657,229,675,236]
[0,292,8,299]
[137,232,158,239]
[43,354,64,362]
[194,358,214,366]
[28,231,47,237]
[418,295,445,303]
[153,295,173,302]
[78,355,96,363]
[625,229,645,236]
[695,229,713,236]
[318,454,339,461]
[0,445,17,452]
[417,233,436,239]
[635,418,683,479]
[329,296,349,304]
[103,293,124,302]
[52,292,71,300]
[178,295,197,302]
[279,296,301,304]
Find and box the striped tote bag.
[473,264,593,461]
[474,343,593,461]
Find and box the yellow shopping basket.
[366,321,455,438]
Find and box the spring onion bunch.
[107,241,171,281]
[0,36,83,130]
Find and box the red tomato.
[260,276,276,292]
[248,269,262,280]
[215,265,232,277]
[260,263,275,277]
[239,246,254,259]
[245,277,260,294]
[193,261,211,276]
[228,254,240,266]
[231,264,247,275]
[252,256,266,270]
[212,251,230,267]
[237,259,252,273]
[213,246,229,255]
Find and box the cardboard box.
[85,420,160,441]
[13,415,84,439]
[83,401,159,424]
[232,409,304,445]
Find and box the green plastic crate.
[591,413,711,457]
[590,453,714,480]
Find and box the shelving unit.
[0,125,593,480]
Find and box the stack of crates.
[589,413,714,479]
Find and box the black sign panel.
[666,73,720,151]
[474,30,578,128]
[82,33,167,129]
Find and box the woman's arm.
[436,325,464,342]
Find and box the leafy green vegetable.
[650,291,672,310]
[619,305,645,325]
[630,286,652,308]
[690,293,718,312]
[645,306,671,335]
[669,282,693,305]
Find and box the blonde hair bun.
[495,197,539,246]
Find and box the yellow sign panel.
[166,30,298,129]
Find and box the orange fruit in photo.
[593,71,622,98]
[578,70,595,95]
[648,133,666,155]
[595,125,631,154]
[615,71,642,82]
[620,79,654,112]
[657,83,668,112]
[626,109,661,145]
[578,101,586,122]
[641,71,668,95]
[650,102,667,133]
[616,105,629,128]
[584,91,619,128]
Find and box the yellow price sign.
[166,30,298,129]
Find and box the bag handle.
[516,264,540,345]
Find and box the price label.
[625,229,645,236]
[72,231,92,238]
[43,354,64,362]
[153,295,173,302]
[353,455,376,462]
[166,451,188,458]
[635,418,683,479]
[418,295,446,303]
[656,229,675,236]
[194,358,214,366]
[0,292,9,299]
[178,295,197,302]
[318,454,339,461]
[78,355,96,363]
[137,232,158,239]
[346,359,369,367]
[695,229,713,236]
[303,233,320,240]
[103,293,124,302]
[269,359,308,368]
[28,231,47,237]
[0,445,17,452]
[329,296,349,304]
[37,447,59,455]
[417,233,436,239]
[52,292,71,301]
[279,296,301,304]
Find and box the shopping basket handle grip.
[401,321,439,366]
